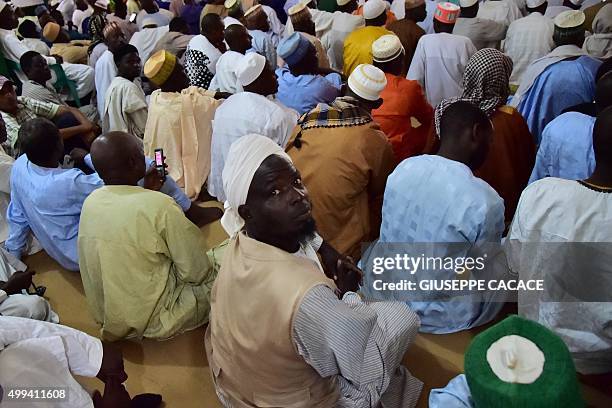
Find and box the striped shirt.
[0,97,60,156]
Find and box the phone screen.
[129,13,137,23]
[154,148,166,181]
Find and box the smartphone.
[129,13,137,23]
[154,148,166,182]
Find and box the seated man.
[287,2,330,69]
[244,5,277,69]
[103,44,148,138]
[129,19,171,67]
[407,2,477,106]
[208,21,252,94]
[143,50,221,200]
[276,32,341,114]
[375,101,504,333]
[512,10,602,142]
[0,76,95,157]
[208,52,298,202]
[286,64,394,260]
[185,13,226,89]
[371,34,432,161]
[505,107,612,374]
[151,17,194,61]
[343,0,392,76]
[206,134,423,408]
[5,118,211,271]
[0,316,162,407]
[18,19,50,56]
[79,131,219,341]
[95,22,127,119]
[0,250,57,322]
[20,51,99,123]
[529,71,612,183]
[136,0,174,29]
[0,1,95,104]
[42,21,90,64]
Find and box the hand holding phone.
[154,148,167,182]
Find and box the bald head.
[593,106,612,167]
[90,132,146,185]
[225,24,252,54]
[596,72,612,113]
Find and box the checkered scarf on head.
[434,48,513,137]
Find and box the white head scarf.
[583,4,612,59]
[221,134,292,237]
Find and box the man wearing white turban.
[206,133,423,408]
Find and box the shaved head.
[90,132,146,185]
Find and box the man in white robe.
[503,0,555,87]
[185,13,225,89]
[208,53,298,202]
[453,0,507,50]
[94,25,126,119]
[103,45,148,138]
[407,2,477,106]
[505,107,612,375]
[129,22,170,69]
[0,316,162,407]
[0,1,94,101]
[209,20,251,93]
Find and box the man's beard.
[297,217,317,246]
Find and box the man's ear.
[237,204,251,221]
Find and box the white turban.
[221,134,292,237]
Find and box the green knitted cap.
[465,315,585,408]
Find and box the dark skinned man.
[206,133,422,407]
[209,21,252,93]
[78,131,221,341]
[208,52,298,202]
[185,13,226,89]
[21,51,99,123]
[343,0,392,76]
[276,32,342,114]
[387,0,426,74]
[5,117,207,271]
[143,50,227,201]
[287,64,395,260]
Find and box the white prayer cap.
[11,0,44,7]
[288,1,308,15]
[525,0,546,8]
[568,0,584,5]
[405,0,425,9]
[236,52,267,86]
[337,0,352,6]
[459,0,478,8]
[221,134,292,237]
[142,17,158,28]
[224,0,239,8]
[0,1,7,13]
[348,64,387,101]
[554,10,586,29]
[372,34,404,63]
[244,4,263,17]
[224,16,243,28]
[94,0,109,9]
[363,0,387,20]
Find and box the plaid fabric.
[434,48,513,136]
[1,97,60,156]
[297,96,373,131]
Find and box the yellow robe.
[343,26,392,77]
[143,86,219,200]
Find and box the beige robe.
[286,122,395,260]
[143,86,220,200]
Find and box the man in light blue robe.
[275,33,341,114]
[529,71,612,184]
[5,119,193,271]
[517,55,601,144]
[366,101,505,334]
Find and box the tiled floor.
[22,203,612,407]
